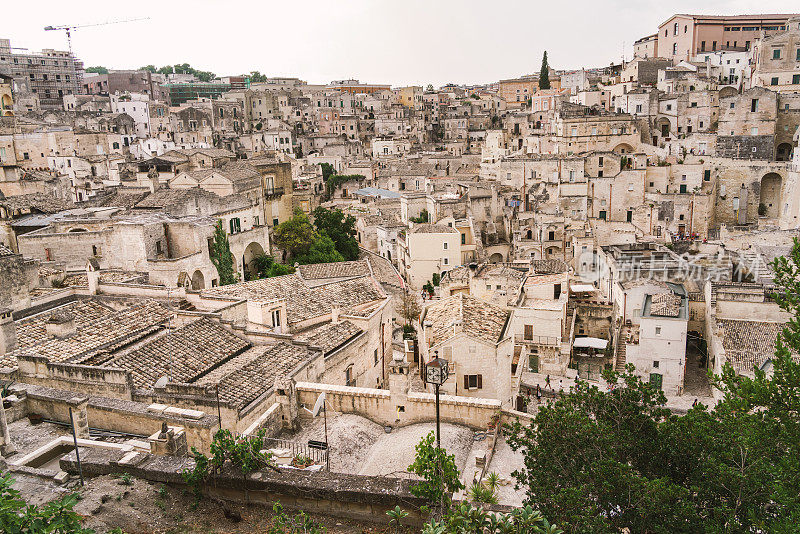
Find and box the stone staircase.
[615,326,629,370]
[739,250,772,282]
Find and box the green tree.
[209,220,237,285]
[505,238,800,533]
[311,207,359,261]
[85,66,108,74]
[539,51,551,90]
[0,473,93,533]
[157,65,173,75]
[249,71,268,82]
[140,65,157,73]
[319,162,335,182]
[408,432,465,515]
[273,209,318,259]
[252,253,294,279]
[294,233,344,265]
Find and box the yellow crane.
[44,17,150,58]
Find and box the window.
[271,309,281,328]
[797,49,800,61]
[793,75,800,85]
[773,48,781,60]
[751,127,758,135]
[345,365,354,387]
[524,324,534,340]
[374,349,379,366]
[751,99,759,112]
[272,217,279,227]
[464,374,483,390]
[442,257,449,266]
[771,77,779,86]
[653,360,660,368]
[461,233,466,245]
[672,43,677,55]
[655,326,662,335]
[673,22,678,36]
[443,242,448,250]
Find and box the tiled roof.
[201,273,384,325]
[359,248,404,289]
[717,319,785,375]
[12,300,115,356]
[531,260,568,274]
[8,300,171,366]
[110,318,250,389]
[216,342,313,410]
[298,261,371,280]
[0,244,15,257]
[0,193,73,215]
[216,162,262,192]
[424,293,510,347]
[135,187,222,208]
[411,223,458,234]
[295,320,362,354]
[649,293,682,317]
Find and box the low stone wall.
[17,355,134,399]
[295,382,503,429]
[241,402,282,438]
[60,447,428,526]
[17,383,218,452]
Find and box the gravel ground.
[282,413,384,474]
[358,422,475,478]
[486,435,527,508]
[283,412,476,478]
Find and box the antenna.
[44,18,150,58]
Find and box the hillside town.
[1,10,800,534]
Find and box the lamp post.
[424,351,450,513]
[424,351,449,449]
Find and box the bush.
[758,202,768,217]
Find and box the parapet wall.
[17,383,218,452]
[59,447,428,526]
[295,381,503,429]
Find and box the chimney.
[330,306,341,324]
[0,308,16,356]
[45,310,76,339]
[86,258,100,295]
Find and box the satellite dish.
[154,376,169,389]
[312,392,326,417]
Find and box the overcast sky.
[5,1,799,87]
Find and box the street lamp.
[424,351,449,450]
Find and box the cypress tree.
[539,51,551,90]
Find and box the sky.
[4,0,800,87]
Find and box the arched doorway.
[191,270,205,290]
[760,173,782,219]
[489,252,504,264]
[177,271,190,288]
[612,143,634,154]
[242,242,265,279]
[776,143,794,162]
[719,86,738,99]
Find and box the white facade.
[111,93,152,138]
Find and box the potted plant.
[291,454,314,469]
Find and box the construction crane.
[44,17,149,58]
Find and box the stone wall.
[295,381,503,430]
[15,383,217,452]
[715,135,775,160]
[16,355,134,399]
[59,447,428,526]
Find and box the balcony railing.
[514,334,560,347]
[264,186,285,200]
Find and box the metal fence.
[261,436,328,467]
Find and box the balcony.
[514,334,560,347]
[264,186,285,200]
